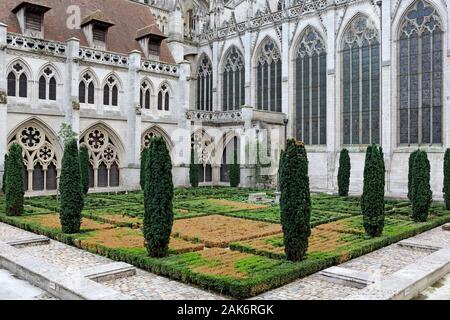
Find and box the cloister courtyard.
[1,187,450,300]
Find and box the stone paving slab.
[82,262,136,282]
[5,235,50,247]
[0,268,56,300]
[0,241,130,300]
[347,249,450,300]
[318,266,375,289]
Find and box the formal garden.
[2,127,450,298]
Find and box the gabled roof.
[136,24,167,41]
[1,0,175,63]
[80,10,115,28]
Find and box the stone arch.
[79,122,125,189]
[7,117,62,192]
[141,125,174,151]
[191,129,215,184]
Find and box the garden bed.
[2,188,450,299]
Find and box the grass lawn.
[1,187,449,299]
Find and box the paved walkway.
[0,268,56,300]
[0,222,449,300]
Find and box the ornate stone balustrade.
[198,0,361,42]
[6,33,67,56]
[78,47,129,67]
[186,110,243,124]
[141,59,179,76]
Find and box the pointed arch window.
[103,76,119,106]
[79,72,95,104]
[7,62,28,98]
[341,16,380,146]
[197,55,213,111]
[295,28,327,145]
[140,81,152,110]
[222,47,245,111]
[80,128,121,189]
[158,84,170,111]
[398,0,443,145]
[256,39,282,113]
[38,67,57,101]
[8,125,59,192]
[220,136,239,183]
[191,132,213,183]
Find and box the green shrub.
[279,139,311,262]
[79,145,90,195]
[2,154,8,194]
[189,145,199,187]
[229,151,240,188]
[408,150,420,201]
[140,147,150,191]
[5,144,24,216]
[361,145,385,237]
[143,136,174,258]
[444,149,450,210]
[411,150,432,222]
[59,139,84,234]
[337,149,351,197]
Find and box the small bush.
[189,145,199,188]
[59,139,84,234]
[2,154,8,194]
[140,147,150,191]
[337,149,351,197]
[279,139,311,262]
[79,145,90,195]
[144,136,174,258]
[408,150,420,201]
[411,150,432,222]
[444,149,450,210]
[361,145,385,237]
[229,151,240,188]
[5,144,24,216]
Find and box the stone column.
[212,40,219,111]
[212,165,221,186]
[243,31,251,106]
[122,50,141,189]
[172,61,192,186]
[281,20,290,136]
[65,38,80,132]
[380,2,393,193]
[0,23,8,183]
[324,6,338,193]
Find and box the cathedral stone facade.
[0,0,449,200]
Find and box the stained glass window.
[341,16,380,145]
[295,28,327,145]
[398,0,442,145]
[222,47,245,111]
[256,38,282,113]
[197,55,213,111]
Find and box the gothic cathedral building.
[0,0,448,199]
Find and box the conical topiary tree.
[143,136,174,258]
[337,148,351,197]
[408,150,420,201]
[279,139,311,262]
[140,147,150,191]
[444,149,450,210]
[59,138,84,234]
[229,150,240,188]
[361,145,385,237]
[79,145,90,195]
[411,150,432,222]
[2,154,8,194]
[189,145,199,187]
[5,144,24,216]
